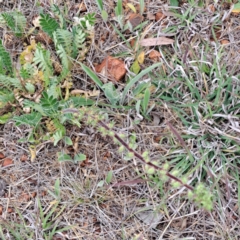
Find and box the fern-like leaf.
[20,63,34,80]
[72,26,86,58]
[1,12,26,37]
[56,44,70,73]
[13,112,42,127]
[0,89,15,107]
[0,74,23,90]
[40,13,59,38]
[51,4,67,29]
[14,12,26,37]
[33,46,54,81]
[40,92,59,116]
[0,39,13,74]
[54,29,73,56]
[47,77,61,99]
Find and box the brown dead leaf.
[2,158,13,167]
[220,39,230,45]
[140,37,174,46]
[208,4,215,13]
[0,152,5,159]
[20,154,28,162]
[7,207,13,213]
[147,12,155,20]
[19,192,36,202]
[74,2,87,12]
[130,38,136,47]
[0,205,2,215]
[128,13,143,28]
[149,50,161,61]
[95,56,126,82]
[35,30,53,45]
[155,11,166,21]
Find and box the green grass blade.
[121,62,161,104]
[80,63,103,88]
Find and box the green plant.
[37,198,72,239]
[0,5,96,147]
[0,11,26,37]
[63,108,213,210]
[95,0,109,22]
[80,62,161,107]
[114,0,124,29]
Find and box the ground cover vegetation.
[0,0,240,239]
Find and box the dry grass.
[1,0,240,239]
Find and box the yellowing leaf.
[130,60,141,74]
[137,51,145,64]
[232,3,240,13]
[127,3,136,13]
[29,145,36,162]
[70,89,100,98]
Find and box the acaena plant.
[63,107,213,211]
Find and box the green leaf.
[232,3,240,13]
[74,153,86,162]
[13,112,42,127]
[63,136,73,146]
[121,62,161,104]
[96,0,103,11]
[53,178,61,198]
[139,0,145,14]
[105,170,113,184]
[130,60,141,74]
[141,87,150,114]
[170,0,179,7]
[25,83,35,94]
[97,180,105,187]
[0,113,12,124]
[40,13,59,38]
[101,10,109,22]
[80,63,103,88]
[53,131,63,146]
[115,0,123,16]
[0,39,12,74]
[102,82,120,105]
[58,153,72,162]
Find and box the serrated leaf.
[40,13,59,38]
[25,82,35,94]
[13,112,42,127]
[130,60,141,74]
